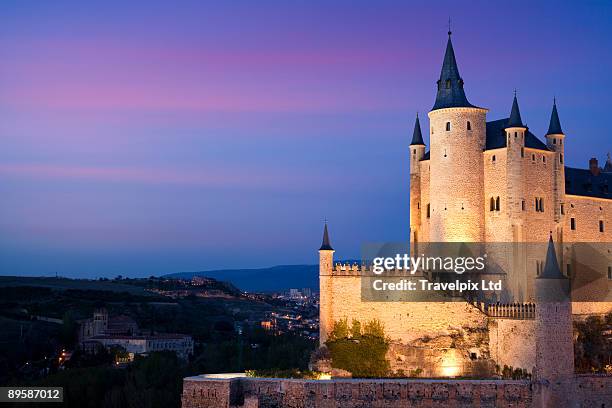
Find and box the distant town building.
[78,308,193,360]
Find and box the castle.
[318,32,611,384]
[181,32,611,408]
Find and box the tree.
[325,318,390,378]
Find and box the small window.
[426,204,430,218]
[446,79,451,89]
[417,202,420,209]
[608,266,612,280]
[570,217,576,230]
[559,139,562,145]
[521,200,525,211]
[521,147,525,158]
[492,155,496,162]
[535,197,544,212]
[467,121,471,131]
[495,196,500,211]
[543,156,546,163]
[490,197,495,211]
[560,154,563,164]
[600,220,605,233]
[514,132,517,138]
[413,149,416,155]
[446,122,451,131]
[553,139,557,144]
[532,154,535,161]
[560,204,565,215]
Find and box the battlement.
[473,301,536,320]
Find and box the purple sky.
[1,1,611,278]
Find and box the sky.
[1,1,611,278]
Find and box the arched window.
[492,155,496,162]
[467,121,471,131]
[514,132,517,138]
[446,122,451,131]
[495,196,500,211]
[413,149,416,155]
[553,139,557,144]
[490,197,495,211]
[445,79,451,89]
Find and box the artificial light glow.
[440,351,462,377]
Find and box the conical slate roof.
[319,223,333,251]
[506,94,524,128]
[546,99,563,135]
[538,235,566,279]
[432,34,475,111]
[410,114,425,146]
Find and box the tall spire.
[603,152,612,173]
[410,113,425,145]
[319,222,333,251]
[538,235,565,279]
[546,98,563,135]
[431,33,474,111]
[506,92,524,128]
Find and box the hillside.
[164,264,318,292]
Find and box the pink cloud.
[0,162,319,190]
[0,38,430,113]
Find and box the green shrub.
[325,318,390,378]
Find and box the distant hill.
[164,264,319,293]
[0,276,152,295]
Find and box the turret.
[428,31,487,242]
[410,114,426,243]
[504,93,527,219]
[505,92,527,145]
[545,99,566,223]
[535,236,573,405]
[410,113,426,174]
[318,222,334,344]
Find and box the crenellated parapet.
[474,301,536,319]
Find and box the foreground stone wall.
[182,376,534,408]
[182,375,612,408]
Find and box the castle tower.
[409,114,426,244]
[505,94,527,226]
[428,32,487,242]
[535,236,573,406]
[545,99,566,228]
[318,222,334,345]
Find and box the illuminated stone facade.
[319,33,611,380]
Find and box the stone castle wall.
[488,318,536,373]
[181,375,612,408]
